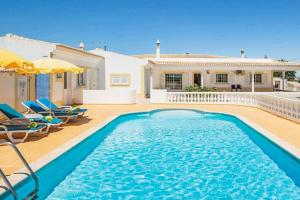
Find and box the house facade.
[0,34,104,111]
[1,35,300,108]
[71,48,147,104]
[135,41,300,96]
[90,48,147,98]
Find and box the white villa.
[136,41,300,95]
[1,34,300,109]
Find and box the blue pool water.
[3,110,300,199]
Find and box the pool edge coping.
[1,108,300,196]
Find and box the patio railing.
[150,90,300,123]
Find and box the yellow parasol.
[0,49,33,69]
[27,58,84,74]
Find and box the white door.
[17,76,29,112]
[63,72,72,105]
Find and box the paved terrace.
[0,104,300,175]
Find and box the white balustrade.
[150,90,300,123]
[166,92,259,106]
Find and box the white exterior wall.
[0,34,56,59]
[286,82,300,91]
[90,49,147,96]
[51,75,64,104]
[0,73,15,108]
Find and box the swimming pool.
[3,109,300,199]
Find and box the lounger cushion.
[52,108,87,113]
[31,117,63,125]
[0,104,24,119]
[1,124,46,131]
[24,101,78,117]
[51,112,78,117]
[38,98,87,113]
[38,98,59,109]
[24,101,46,113]
[0,104,63,126]
[72,108,87,113]
[6,125,41,131]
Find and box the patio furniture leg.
[6,131,29,143]
[62,117,70,124]
[39,124,50,134]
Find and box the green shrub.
[185,84,215,92]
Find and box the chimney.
[156,39,160,58]
[240,48,245,58]
[79,42,85,51]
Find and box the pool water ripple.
[46,110,300,199]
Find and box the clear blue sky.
[1,1,300,65]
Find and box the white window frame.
[250,74,262,83]
[216,74,228,83]
[110,74,130,86]
[165,73,182,90]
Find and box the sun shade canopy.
[0,49,33,70]
[25,58,84,74]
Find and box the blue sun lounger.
[0,121,48,143]
[0,104,63,129]
[37,98,87,116]
[22,101,79,124]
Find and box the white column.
[201,72,204,88]
[251,71,255,92]
[150,68,153,91]
[150,75,153,90]
[282,71,285,91]
[149,68,154,98]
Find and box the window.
[77,73,85,86]
[111,74,130,86]
[250,74,262,83]
[56,74,63,79]
[216,74,228,83]
[194,73,202,86]
[165,74,182,90]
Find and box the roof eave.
[55,45,104,59]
